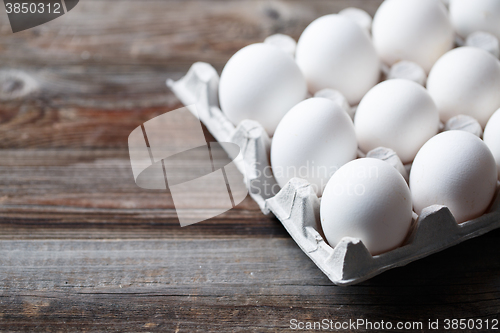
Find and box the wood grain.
[0,0,499,332]
[1,231,500,332]
[0,1,385,68]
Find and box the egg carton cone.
[167,61,500,286]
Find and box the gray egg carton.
[167,61,500,286]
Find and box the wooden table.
[0,1,499,331]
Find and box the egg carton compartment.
[167,61,500,286]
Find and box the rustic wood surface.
[0,0,499,332]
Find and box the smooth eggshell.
[271,98,357,196]
[449,0,500,40]
[355,79,440,164]
[295,14,380,105]
[426,47,500,127]
[484,108,500,179]
[219,43,307,135]
[410,131,498,223]
[372,0,454,73]
[320,158,413,255]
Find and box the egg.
[372,0,454,73]
[449,0,500,40]
[410,131,498,224]
[355,79,440,164]
[295,14,380,105]
[427,47,500,127]
[219,43,307,135]
[271,98,357,196]
[320,158,413,255]
[484,108,500,179]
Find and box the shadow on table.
[329,227,500,321]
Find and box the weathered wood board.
[0,0,499,331]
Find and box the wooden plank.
[0,232,499,331]
[0,93,182,148]
[0,0,384,69]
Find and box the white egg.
[321,158,413,255]
[372,0,454,73]
[355,79,440,164]
[427,47,500,127]
[449,0,500,40]
[219,43,307,135]
[271,98,357,196]
[484,108,500,179]
[295,14,380,105]
[410,131,498,223]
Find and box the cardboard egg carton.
[167,61,500,286]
